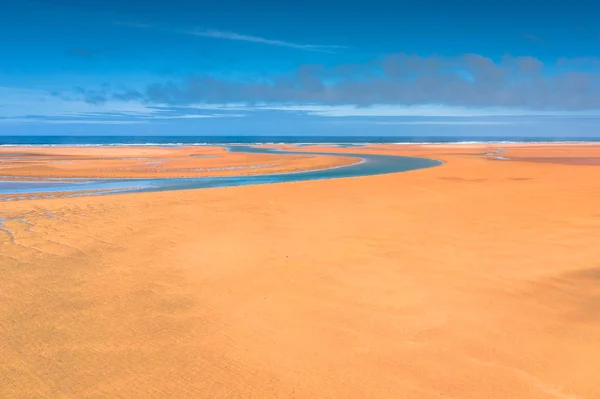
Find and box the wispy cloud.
[0,87,247,124]
[115,21,345,52]
[185,29,344,52]
[371,120,528,125]
[0,118,149,125]
[234,104,547,117]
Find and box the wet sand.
[0,145,358,178]
[1,144,600,398]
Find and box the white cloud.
[150,113,246,119]
[0,118,149,125]
[5,86,600,127]
[175,103,600,117]
[0,87,153,118]
[248,104,520,117]
[0,87,246,123]
[371,121,528,125]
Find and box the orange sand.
[1,144,600,398]
[0,145,357,178]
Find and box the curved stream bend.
[0,146,441,199]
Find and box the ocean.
[1,135,599,146]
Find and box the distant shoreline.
[1,135,600,147]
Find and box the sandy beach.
[2,143,600,398]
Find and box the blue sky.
[2,0,600,136]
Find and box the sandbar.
[0,145,358,178]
